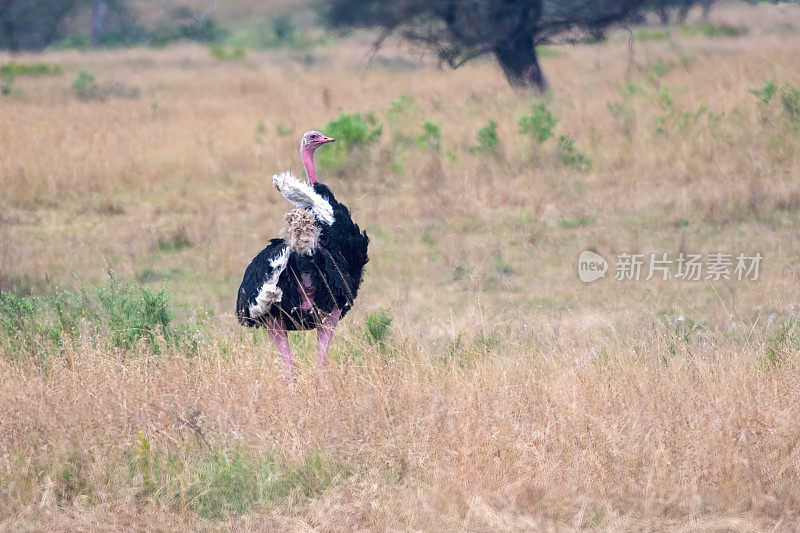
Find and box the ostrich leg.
[317,308,341,368]
[265,317,294,381]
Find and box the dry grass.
[1,2,800,530]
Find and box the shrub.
[72,70,139,101]
[557,135,592,169]
[365,308,392,353]
[0,290,92,368]
[209,44,246,61]
[72,70,96,99]
[781,85,800,123]
[763,316,800,366]
[96,273,173,351]
[607,83,640,136]
[750,80,800,128]
[417,121,441,152]
[386,93,421,127]
[271,15,296,45]
[519,102,558,143]
[469,119,500,154]
[750,80,778,104]
[315,112,382,174]
[0,72,14,96]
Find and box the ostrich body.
[236,131,369,379]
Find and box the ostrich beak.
[320,135,335,144]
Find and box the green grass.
[0,62,61,76]
[0,273,207,366]
[681,23,747,38]
[127,440,348,519]
[557,215,593,229]
[209,44,246,61]
[635,29,671,42]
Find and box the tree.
[322,0,649,91]
[647,0,717,24]
[0,0,83,51]
[91,0,109,47]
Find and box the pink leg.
[265,317,293,381]
[317,308,341,368]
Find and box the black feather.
[236,182,369,331]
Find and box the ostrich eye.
[309,134,318,139]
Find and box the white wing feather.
[272,172,335,225]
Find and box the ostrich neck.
[301,148,318,185]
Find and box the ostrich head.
[300,130,335,152]
[300,130,335,184]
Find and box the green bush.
[96,273,173,351]
[519,102,558,143]
[750,80,778,104]
[469,119,500,154]
[209,44,246,61]
[763,316,800,366]
[0,72,14,96]
[365,308,392,353]
[271,15,296,45]
[72,70,96,99]
[72,70,140,101]
[0,290,92,368]
[750,80,800,127]
[557,135,592,169]
[417,121,441,152]
[315,112,382,174]
[781,85,800,123]
[386,93,422,133]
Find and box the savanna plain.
[1,3,800,530]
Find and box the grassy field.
[2,2,800,530]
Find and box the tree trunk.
[701,0,714,21]
[91,0,108,48]
[493,34,547,92]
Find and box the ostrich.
[236,130,369,380]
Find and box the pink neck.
[301,147,318,184]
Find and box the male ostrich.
[236,130,369,379]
